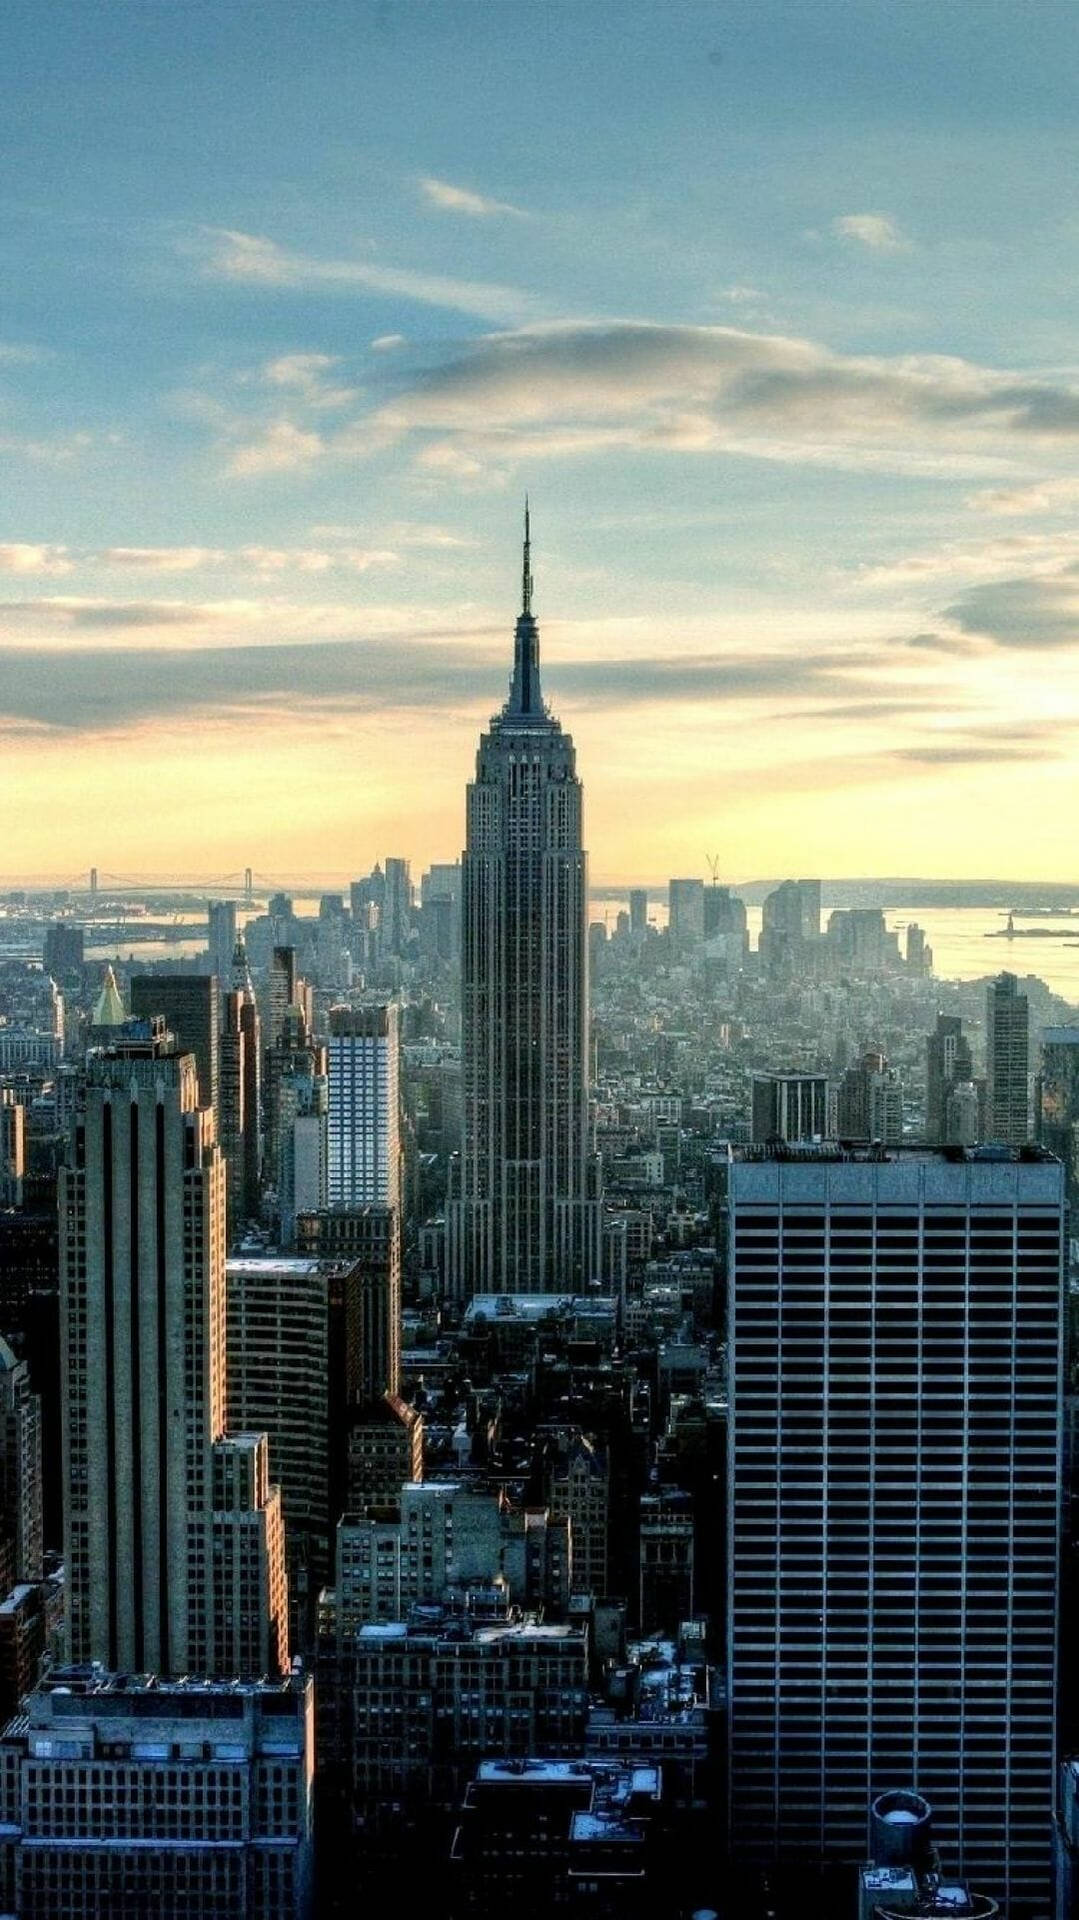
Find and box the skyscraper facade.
[449,512,601,1297]
[727,1147,1063,1915]
[926,1012,976,1144]
[59,1025,288,1677]
[326,1004,400,1209]
[130,972,220,1117]
[986,971,1030,1145]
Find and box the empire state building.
[448,509,602,1297]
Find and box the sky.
[4,0,1079,887]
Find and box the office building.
[668,877,705,949]
[836,1050,904,1143]
[327,1005,400,1209]
[59,1028,288,1677]
[750,1071,831,1143]
[347,1392,423,1513]
[638,1489,694,1633]
[1038,1025,1079,1199]
[207,898,237,983]
[926,1013,976,1144]
[42,922,84,987]
[727,1147,1063,1914]
[628,888,649,939]
[294,1205,401,1403]
[0,1669,314,1919]
[449,510,602,1296]
[0,1338,42,1585]
[986,971,1030,1144]
[226,1255,333,1648]
[219,939,262,1237]
[0,1091,25,1206]
[380,857,412,960]
[130,972,220,1117]
[451,1758,663,1918]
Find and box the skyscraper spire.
[507,500,542,717]
[522,495,533,616]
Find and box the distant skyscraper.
[449,509,602,1297]
[206,898,237,983]
[727,1148,1063,1915]
[220,974,259,1241]
[628,888,649,940]
[836,1049,903,1143]
[986,971,1030,1144]
[59,1026,288,1677]
[130,972,220,1117]
[42,921,83,987]
[326,1005,400,1209]
[380,857,413,960]
[0,1091,25,1207]
[925,1013,975,1144]
[667,878,705,948]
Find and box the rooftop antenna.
[522,495,533,616]
[706,854,721,884]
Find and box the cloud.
[418,176,524,218]
[98,546,225,572]
[367,322,1079,483]
[833,213,911,254]
[894,741,1056,766]
[260,353,357,410]
[370,335,406,351]
[228,420,324,476]
[0,597,264,633]
[0,633,897,736]
[0,544,71,576]
[0,343,44,366]
[945,567,1079,648]
[199,227,541,324]
[968,477,1079,517]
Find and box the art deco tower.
[449,509,601,1297]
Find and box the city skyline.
[6,1,1079,881]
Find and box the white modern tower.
[449,508,602,1297]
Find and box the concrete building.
[451,1757,663,1917]
[294,1206,401,1405]
[326,1004,400,1209]
[59,1029,288,1678]
[449,511,602,1297]
[727,1146,1063,1915]
[985,971,1030,1144]
[638,1490,694,1633]
[0,1669,314,1919]
[1038,1024,1079,1199]
[346,1392,423,1513]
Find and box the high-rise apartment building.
[986,971,1030,1144]
[130,972,220,1117]
[59,1026,288,1677]
[449,511,602,1297]
[727,1147,1063,1915]
[326,1004,400,1209]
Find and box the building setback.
[726,1148,1063,1917]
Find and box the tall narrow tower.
[449,509,601,1296]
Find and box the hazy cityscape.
[5,3,1079,1918]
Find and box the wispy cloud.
[198,227,542,324]
[833,212,911,254]
[968,477,1079,516]
[369,321,1079,479]
[260,352,358,410]
[0,544,72,576]
[228,420,325,476]
[418,176,524,218]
